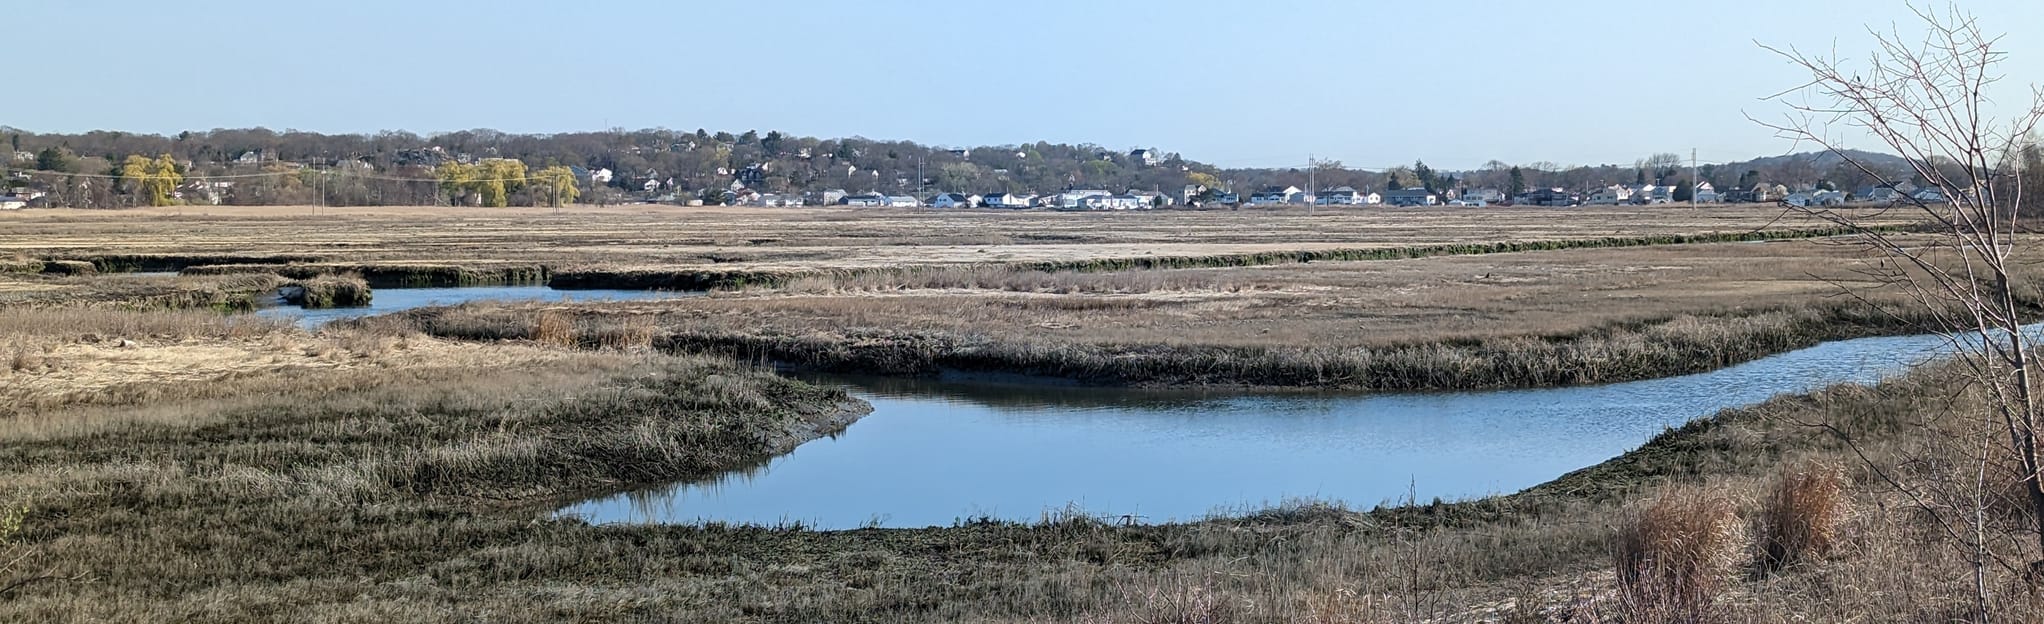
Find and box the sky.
[9,1,2042,169]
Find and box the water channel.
[558,330,1965,529]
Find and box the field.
[0,203,1894,274]
[2,204,2038,621]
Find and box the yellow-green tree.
[531,165,580,207]
[435,162,479,206]
[476,159,528,208]
[120,154,181,206]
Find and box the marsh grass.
[1612,488,1744,621]
[282,274,372,308]
[1756,461,1850,571]
[0,310,2038,621]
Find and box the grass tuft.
[1757,460,1850,571]
[1613,487,1743,622]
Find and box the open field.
[0,204,1904,283]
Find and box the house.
[1131,149,1159,167]
[1632,184,1674,204]
[981,192,1031,209]
[1515,188,1578,206]
[1104,194,1150,210]
[1693,182,1720,203]
[840,192,888,207]
[1057,190,1113,209]
[1858,181,1918,203]
[11,151,33,164]
[0,195,27,210]
[1586,185,1633,205]
[1316,186,1374,205]
[1462,188,1506,204]
[1248,185,1304,206]
[928,193,979,208]
[818,189,850,206]
[886,195,921,208]
[1207,192,1241,206]
[1911,187,1948,204]
[758,193,803,207]
[1382,188,1438,206]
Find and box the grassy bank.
[0,304,2028,621]
[390,300,1936,391]
[184,262,549,287]
[281,274,373,308]
[544,226,1887,291]
[0,272,286,311]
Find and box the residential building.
[886,195,921,208]
[1316,186,1379,205]
[1382,188,1438,206]
[1515,188,1578,206]
[1462,188,1506,204]
[841,192,888,207]
[1632,184,1675,204]
[1056,190,1113,209]
[1131,149,1159,167]
[929,193,978,209]
[982,192,1032,209]
[1586,185,1633,205]
[1248,185,1304,206]
[0,195,27,210]
[1693,182,1720,203]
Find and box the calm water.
[558,331,1969,529]
[255,285,693,328]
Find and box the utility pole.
[1307,155,1316,217]
[1690,148,1698,208]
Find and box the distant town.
[0,127,1941,211]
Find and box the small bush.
[1614,487,1743,622]
[533,311,577,348]
[1758,460,1849,570]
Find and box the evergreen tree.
[1507,166,1526,196]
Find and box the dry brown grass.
[531,310,576,348]
[1613,487,1744,622]
[0,204,1905,277]
[1757,461,1850,571]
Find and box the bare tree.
[1755,3,2044,617]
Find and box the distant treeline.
[0,126,1939,208]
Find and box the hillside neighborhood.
[0,129,1951,211]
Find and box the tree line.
[0,125,1979,208]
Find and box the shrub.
[1613,487,1743,621]
[532,311,577,348]
[1758,461,1850,570]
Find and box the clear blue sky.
[10,0,2040,169]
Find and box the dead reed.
[1612,487,1744,622]
[1757,461,1850,570]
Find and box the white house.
[1693,182,1720,203]
[590,168,614,184]
[1586,185,1634,205]
[982,192,1031,209]
[1911,187,1948,203]
[1632,184,1675,204]
[1131,149,1159,167]
[1462,188,1505,204]
[1057,190,1113,209]
[1316,186,1375,205]
[886,195,921,208]
[841,192,888,207]
[929,193,978,208]
[0,195,27,210]
[1248,185,1304,206]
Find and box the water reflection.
[560,329,1988,529]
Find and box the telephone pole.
[1690,148,1699,208]
[1307,155,1316,217]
